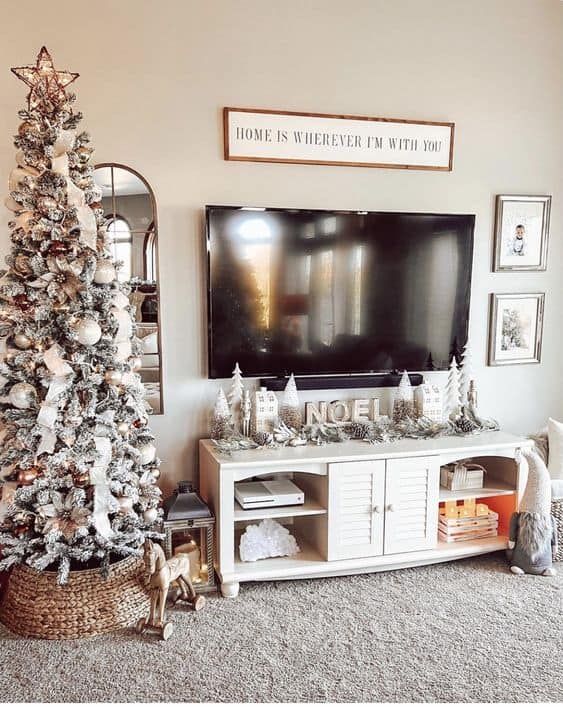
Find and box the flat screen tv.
[206,206,474,379]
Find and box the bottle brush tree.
[0,47,161,583]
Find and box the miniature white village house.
[253,386,278,432]
[414,382,443,422]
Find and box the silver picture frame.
[493,195,551,272]
[488,292,545,366]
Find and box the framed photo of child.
[493,195,551,271]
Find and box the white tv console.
[199,431,531,598]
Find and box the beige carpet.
[0,553,561,703]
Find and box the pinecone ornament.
[454,407,478,434]
[252,430,273,447]
[349,421,374,440]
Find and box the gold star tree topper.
[11,46,79,111]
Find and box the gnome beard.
[516,512,553,563]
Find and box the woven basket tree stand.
[0,555,150,639]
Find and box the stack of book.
[438,511,499,543]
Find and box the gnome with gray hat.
[507,449,558,576]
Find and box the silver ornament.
[74,317,102,346]
[93,260,116,285]
[104,369,123,386]
[14,333,32,350]
[9,382,37,409]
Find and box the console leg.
[221,581,240,598]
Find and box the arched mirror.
[94,164,163,414]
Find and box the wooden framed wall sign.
[224,107,454,171]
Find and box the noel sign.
[224,107,454,171]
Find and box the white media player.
[234,479,305,510]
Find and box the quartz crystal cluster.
[239,518,300,562]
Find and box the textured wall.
[1,0,562,491]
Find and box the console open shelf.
[234,500,327,522]
[438,480,516,502]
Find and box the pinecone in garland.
[454,407,478,434]
[279,405,303,430]
[252,430,273,447]
[349,421,375,440]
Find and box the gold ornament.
[76,146,92,164]
[17,466,40,485]
[117,421,129,435]
[13,254,33,275]
[18,120,42,137]
[11,46,79,112]
[72,470,90,487]
[104,369,123,386]
[14,333,32,349]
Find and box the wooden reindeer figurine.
[137,539,205,640]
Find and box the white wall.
[1,0,562,492]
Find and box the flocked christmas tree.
[227,362,243,431]
[279,373,302,429]
[0,48,161,583]
[393,370,414,422]
[445,356,461,418]
[210,388,232,440]
[458,341,473,406]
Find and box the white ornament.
[9,382,37,409]
[94,260,116,285]
[143,508,158,524]
[74,317,102,346]
[239,518,300,562]
[139,443,157,465]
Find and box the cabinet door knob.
[373,505,381,514]
[387,503,396,512]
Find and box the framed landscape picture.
[493,195,551,271]
[488,293,545,366]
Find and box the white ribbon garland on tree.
[36,344,73,456]
[91,436,114,538]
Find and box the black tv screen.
[206,206,474,379]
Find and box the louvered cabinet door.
[384,456,440,555]
[327,460,386,560]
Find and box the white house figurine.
[253,386,278,432]
[414,382,443,422]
